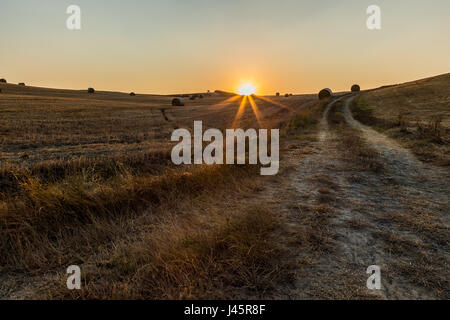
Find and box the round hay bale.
[18,83,25,86]
[318,88,332,100]
[172,97,185,106]
[351,84,360,92]
[276,92,280,97]
[129,92,136,96]
[284,93,289,97]
[87,88,95,94]
[0,79,7,83]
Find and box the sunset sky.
[1,0,449,95]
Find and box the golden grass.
[0,83,318,299]
[43,205,287,300]
[0,163,259,269]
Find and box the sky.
[1,0,449,95]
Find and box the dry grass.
[0,149,173,195]
[375,230,449,299]
[387,210,448,245]
[347,217,370,230]
[1,163,261,269]
[283,109,319,133]
[306,267,380,300]
[339,129,384,172]
[302,204,336,253]
[43,205,287,300]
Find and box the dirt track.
[278,95,449,299]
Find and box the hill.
[0,73,448,300]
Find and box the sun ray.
[210,95,241,110]
[255,95,296,113]
[232,95,248,128]
[248,95,263,128]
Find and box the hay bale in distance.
[0,79,6,83]
[276,92,280,97]
[87,88,95,94]
[189,95,196,100]
[351,84,361,92]
[18,83,25,86]
[285,93,289,97]
[172,97,185,106]
[129,92,136,96]
[318,88,332,100]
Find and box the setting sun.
[238,83,256,96]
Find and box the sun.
[238,83,256,96]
